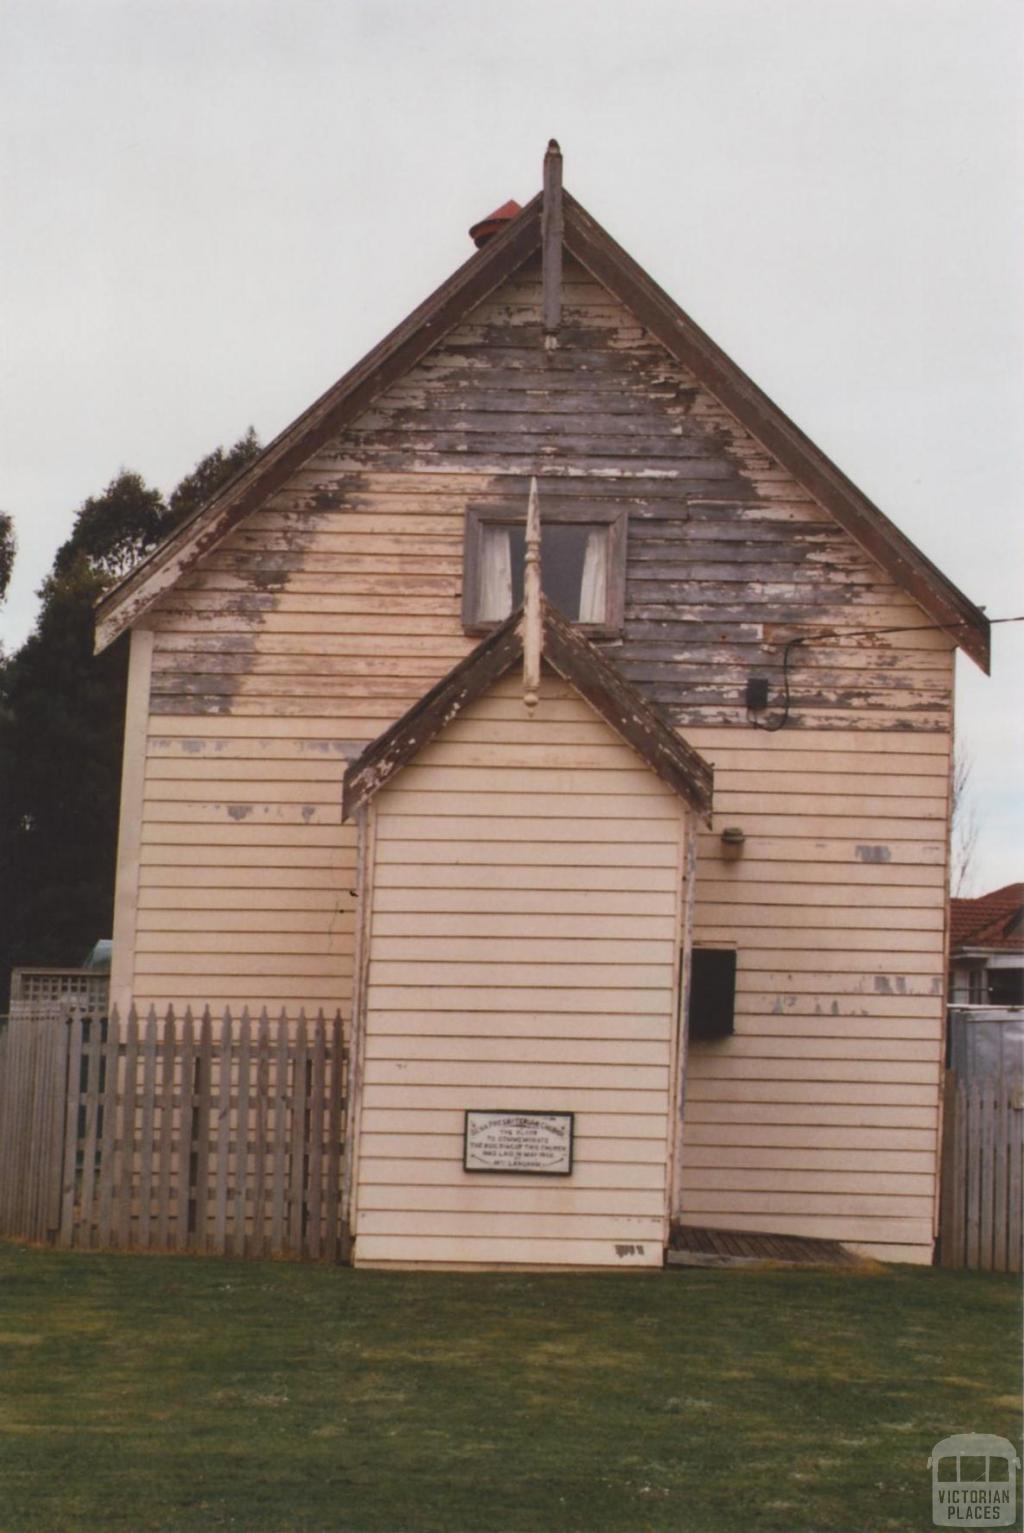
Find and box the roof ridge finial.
[542,141,563,346]
[523,476,542,715]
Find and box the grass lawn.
[0,1243,1019,1533]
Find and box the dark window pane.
[542,524,590,618]
[504,523,602,621]
[988,968,1024,1006]
[507,526,525,608]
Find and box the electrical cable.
[747,614,1024,732]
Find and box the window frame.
[461,502,627,638]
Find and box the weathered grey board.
[0,1007,348,1261]
[940,1071,1024,1273]
[146,256,955,734]
[0,1011,75,1243]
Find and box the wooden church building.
[96,144,989,1268]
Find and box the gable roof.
[950,884,1024,953]
[342,598,714,822]
[95,180,990,671]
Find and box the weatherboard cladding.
[352,670,690,1269]
[115,219,953,1263]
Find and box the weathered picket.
[0,1010,72,1242]
[0,1006,348,1261]
[940,1070,1024,1273]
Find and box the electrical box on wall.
[688,949,737,1039]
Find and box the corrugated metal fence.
[0,1006,348,1261]
[939,1070,1023,1273]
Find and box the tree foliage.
[0,432,260,1008]
[51,473,166,584]
[0,513,14,606]
[167,426,260,528]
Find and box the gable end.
[95,176,989,670]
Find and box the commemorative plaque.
[463,1110,574,1175]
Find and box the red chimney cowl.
[468,200,522,248]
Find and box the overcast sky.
[2,0,1022,892]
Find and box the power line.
[768,614,1024,645]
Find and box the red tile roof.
[950,884,1024,951]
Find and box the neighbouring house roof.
[950,884,1024,953]
[94,176,990,670]
[342,598,714,822]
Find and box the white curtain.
[578,529,608,622]
[478,526,513,620]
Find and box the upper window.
[987,967,1024,1006]
[462,505,625,634]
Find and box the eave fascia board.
[342,613,525,819]
[953,945,1024,961]
[343,600,714,822]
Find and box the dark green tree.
[51,473,166,583]
[0,513,14,606]
[0,432,260,1009]
[167,426,260,528]
[0,555,127,981]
